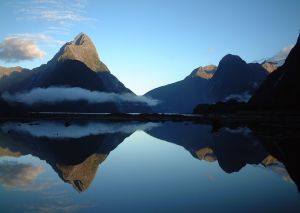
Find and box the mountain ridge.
[250,34,300,108]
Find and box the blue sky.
[0,0,299,94]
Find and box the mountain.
[146,54,269,113]
[207,54,269,102]
[49,33,132,94]
[145,65,217,113]
[0,66,24,77]
[250,34,300,109]
[0,96,12,114]
[0,33,150,112]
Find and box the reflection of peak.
[194,147,217,162]
[261,155,294,184]
[0,121,135,192]
[56,153,107,192]
[0,147,22,157]
[261,155,278,166]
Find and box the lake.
[0,121,299,212]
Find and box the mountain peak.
[51,33,109,72]
[217,54,247,70]
[73,32,92,46]
[0,66,24,77]
[221,54,243,62]
[188,65,217,79]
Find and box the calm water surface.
[0,121,299,212]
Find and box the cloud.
[15,0,96,34]
[7,33,64,46]
[270,45,294,61]
[208,47,215,54]
[0,161,43,188]
[267,45,294,66]
[223,127,252,136]
[27,203,95,213]
[2,87,160,106]
[0,37,46,62]
[223,91,251,102]
[40,10,89,22]
[1,122,160,139]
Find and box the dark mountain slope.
[250,34,300,109]
[145,65,217,113]
[208,54,269,102]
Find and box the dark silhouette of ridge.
[250,34,300,109]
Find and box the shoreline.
[1,111,300,129]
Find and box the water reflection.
[0,121,152,192]
[0,120,298,195]
[0,161,43,189]
[146,123,296,186]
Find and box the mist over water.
[1,121,160,139]
[2,87,160,106]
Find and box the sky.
[0,0,299,95]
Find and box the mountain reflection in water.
[0,121,299,212]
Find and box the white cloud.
[2,87,160,106]
[269,45,294,61]
[0,37,46,62]
[40,10,89,22]
[16,0,96,34]
[223,91,251,102]
[7,33,64,46]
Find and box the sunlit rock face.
[188,65,217,79]
[52,33,109,72]
[261,62,278,73]
[0,66,24,77]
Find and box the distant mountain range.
[0,32,295,113]
[146,54,269,113]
